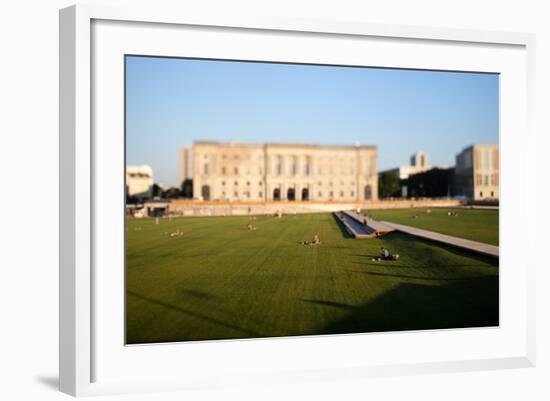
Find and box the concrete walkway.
[380,221,499,259]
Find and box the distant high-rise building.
[455,144,499,200]
[379,151,433,197]
[410,151,429,169]
[381,151,432,181]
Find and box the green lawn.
[126,213,498,344]
[365,207,499,245]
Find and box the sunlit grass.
[126,212,498,344]
[365,207,499,245]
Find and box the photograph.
[125,55,499,344]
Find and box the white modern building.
[381,151,431,180]
[126,165,154,199]
[379,151,432,197]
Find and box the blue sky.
[126,56,499,187]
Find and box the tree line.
[126,179,194,204]
[378,168,455,199]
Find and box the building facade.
[455,144,499,200]
[126,165,154,199]
[186,141,378,201]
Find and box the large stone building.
[183,141,378,201]
[455,144,499,200]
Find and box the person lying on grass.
[299,234,321,246]
[169,229,183,237]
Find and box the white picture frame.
[59,3,536,397]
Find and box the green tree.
[406,168,454,198]
[181,179,193,199]
[151,183,162,198]
[162,187,180,199]
[378,171,400,198]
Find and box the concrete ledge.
[168,199,462,217]
[341,210,395,236]
[334,211,395,239]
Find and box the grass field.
[126,211,498,344]
[365,207,499,245]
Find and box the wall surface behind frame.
[0,0,548,400]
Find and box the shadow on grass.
[300,299,359,311]
[127,275,498,342]
[127,291,263,340]
[350,261,494,270]
[180,289,217,299]
[349,270,490,282]
[300,276,499,334]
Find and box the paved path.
[380,221,499,258]
[462,205,499,210]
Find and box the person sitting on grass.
[379,246,399,261]
[246,223,257,231]
[299,234,321,246]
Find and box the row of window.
[475,173,499,187]
[479,150,499,170]
[218,180,356,187]
[317,191,356,198]
[221,167,243,175]
[216,191,357,199]
[221,191,263,198]
[203,162,372,176]
[221,181,262,186]
[479,191,496,198]
[219,154,263,160]
[274,165,362,176]
[201,184,373,201]
[207,153,368,167]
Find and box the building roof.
[126,165,153,178]
[193,140,376,150]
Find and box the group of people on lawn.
[298,233,398,260]
[246,209,400,260]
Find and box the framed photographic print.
[59,4,536,397]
